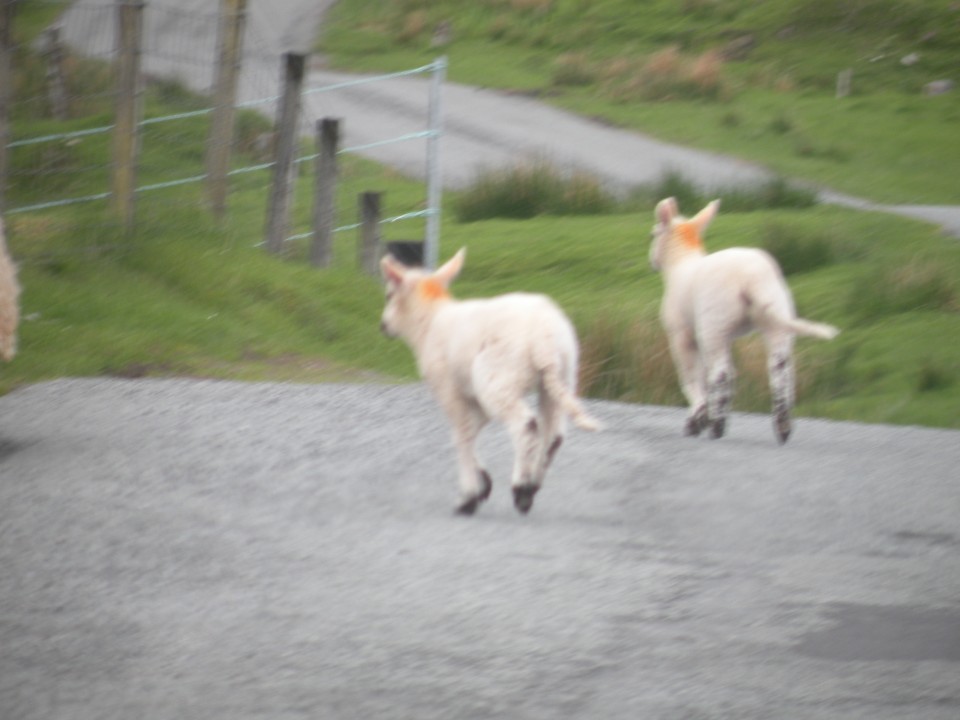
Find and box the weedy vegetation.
[3,0,959,431]
[321,0,960,205]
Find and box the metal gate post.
[424,56,446,270]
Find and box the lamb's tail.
[541,363,602,432]
[780,316,841,340]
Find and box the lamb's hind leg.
[535,378,567,482]
[450,405,492,515]
[500,400,543,515]
[765,332,795,445]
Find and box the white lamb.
[380,248,600,515]
[0,215,20,362]
[649,197,839,444]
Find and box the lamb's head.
[380,248,465,341]
[649,197,720,271]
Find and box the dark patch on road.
[892,529,959,548]
[794,603,960,662]
[0,437,34,462]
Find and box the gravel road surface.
[16,6,960,715]
[1,378,958,719]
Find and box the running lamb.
[380,248,600,515]
[649,197,839,444]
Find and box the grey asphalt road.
[53,0,960,236]
[1,378,958,719]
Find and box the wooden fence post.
[42,26,69,120]
[0,0,14,213]
[205,0,246,220]
[111,0,144,231]
[836,68,852,99]
[358,191,381,275]
[263,52,305,255]
[310,117,339,268]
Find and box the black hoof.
[512,485,539,515]
[775,415,791,445]
[685,407,708,437]
[709,418,726,439]
[478,469,493,501]
[454,496,480,516]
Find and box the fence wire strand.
[5,0,442,261]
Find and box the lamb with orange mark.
[380,248,600,515]
[649,197,839,444]
[0,216,20,362]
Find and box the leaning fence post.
[111,0,145,231]
[205,0,247,220]
[358,191,381,275]
[264,52,305,255]
[311,117,339,268]
[0,0,13,213]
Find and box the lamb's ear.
[433,247,465,286]
[691,199,721,232]
[381,254,405,287]
[655,197,678,226]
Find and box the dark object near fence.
[386,241,424,267]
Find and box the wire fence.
[3,0,443,266]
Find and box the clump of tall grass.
[552,52,596,87]
[916,359,956,393]
[721,176,818,212]
[457,165,820,223]
[847,260,959,322]
[453,158,615,222]
[802,341,859,402]
[578,312,683,405]
[397,9,429,44]
[631,171,818,215]
[603,46,732,102]
[759,221,836,275]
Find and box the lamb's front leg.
[449,405,492,516]
[702,342,735,439]
[668,329,708,436]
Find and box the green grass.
[442,207,960,430]
[4,0,960,432]
[7,155,960,428]
[319,0,960,205]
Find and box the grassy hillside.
[3,0,959,431]
[320,0,960,204]
[10,183,960,428]
[444,207,960,429]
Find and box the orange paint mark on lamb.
[675,222,703,250]
[418,278,450,301]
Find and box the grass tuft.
[848,261,959,322]
[454,158,615,222]
[631,172,818,215]
[916,360,956,393]
[606,46,732,102]
[759,221,835,275]
[578,312,683,406]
